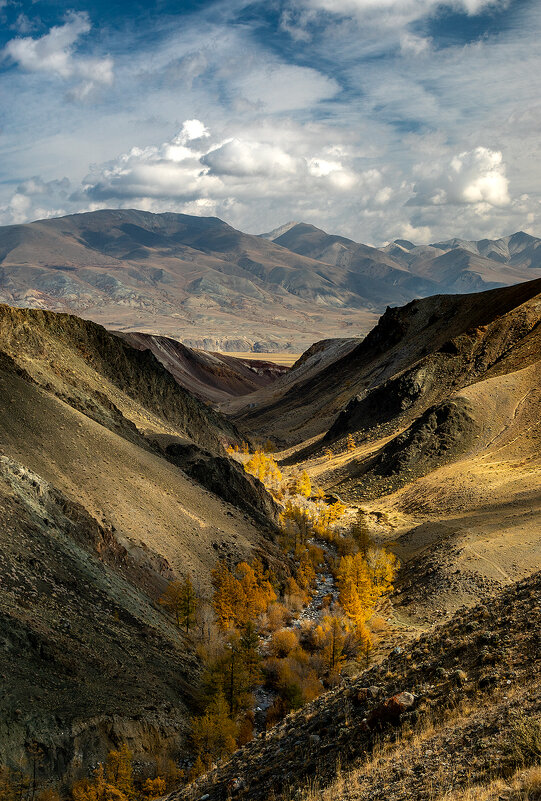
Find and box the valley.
[0,227,539,801]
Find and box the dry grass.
[438,766,541,801]
[292,702,541,801]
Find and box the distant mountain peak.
[259,221,300,241]
[393,239,416,250]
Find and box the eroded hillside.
[0,305,282,781]
[234,279,541,624]
[118,332,289,405]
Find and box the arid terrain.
[2,211,541,352]
[230,278,541,626]
[174,570,541,801]
[0,304,284,780]
[0,239,539,801]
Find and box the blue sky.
[0,0,539,243]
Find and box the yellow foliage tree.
[244,451,282,487]
[211,561,244,629]
[141,778,166,800]
[346,433,355,452]
[105,744,134,801]
[280,501,311,547]
[339,577,365,628]
[191,692,237,766]
[288,471,311,498]
[337,553,376,617]
[236,562,267,624]
[72,765,127,801]
[251,559,277,607]
[317,615,348,674]
[368,548,399,599]
[296,550,316,592]
[212,559,276,630]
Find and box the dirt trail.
[462,543,512,582]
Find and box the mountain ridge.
[2,210,541,352]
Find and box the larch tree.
[159,581,184,627]
[191,692,237,767]
[105,744,134,801]
[211,561,244,629]
[179,575,199,633]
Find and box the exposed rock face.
[237,277,541,446]
[0,303,281,784]
[341,399,479,499]
[0,303,240,453]
[0,456,198,785]
[323,278,541,448]
[163,442,280,526]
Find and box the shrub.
[510,715,541,767]
[270,628,299,658]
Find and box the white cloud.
[1,0,541,246]
[2,12,113,98]
[231,63,339,113]
[203,139,300,177]
[396,221,433,243]
[297,0,508,23]
[410,147,510,208]
[80,120,360,206]
[0,175,71,225]
[400,32,432,56]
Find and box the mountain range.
[1,210,541,351]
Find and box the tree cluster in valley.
[181,446,398,777]
[0,744,180,801]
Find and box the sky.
[0,0,539,244]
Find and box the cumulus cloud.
[80,120,360,205]
[2,12,113,98]
[410,147,510,208]
[2,0,539,245]
[0,175,71,225]
[202,140,301,177]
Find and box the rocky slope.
[117,332,288,405]
[0,304,281,782]
[234,277,541,445]
[221,337,360,419]
[233,278,541,622]
[169,571,541,801]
